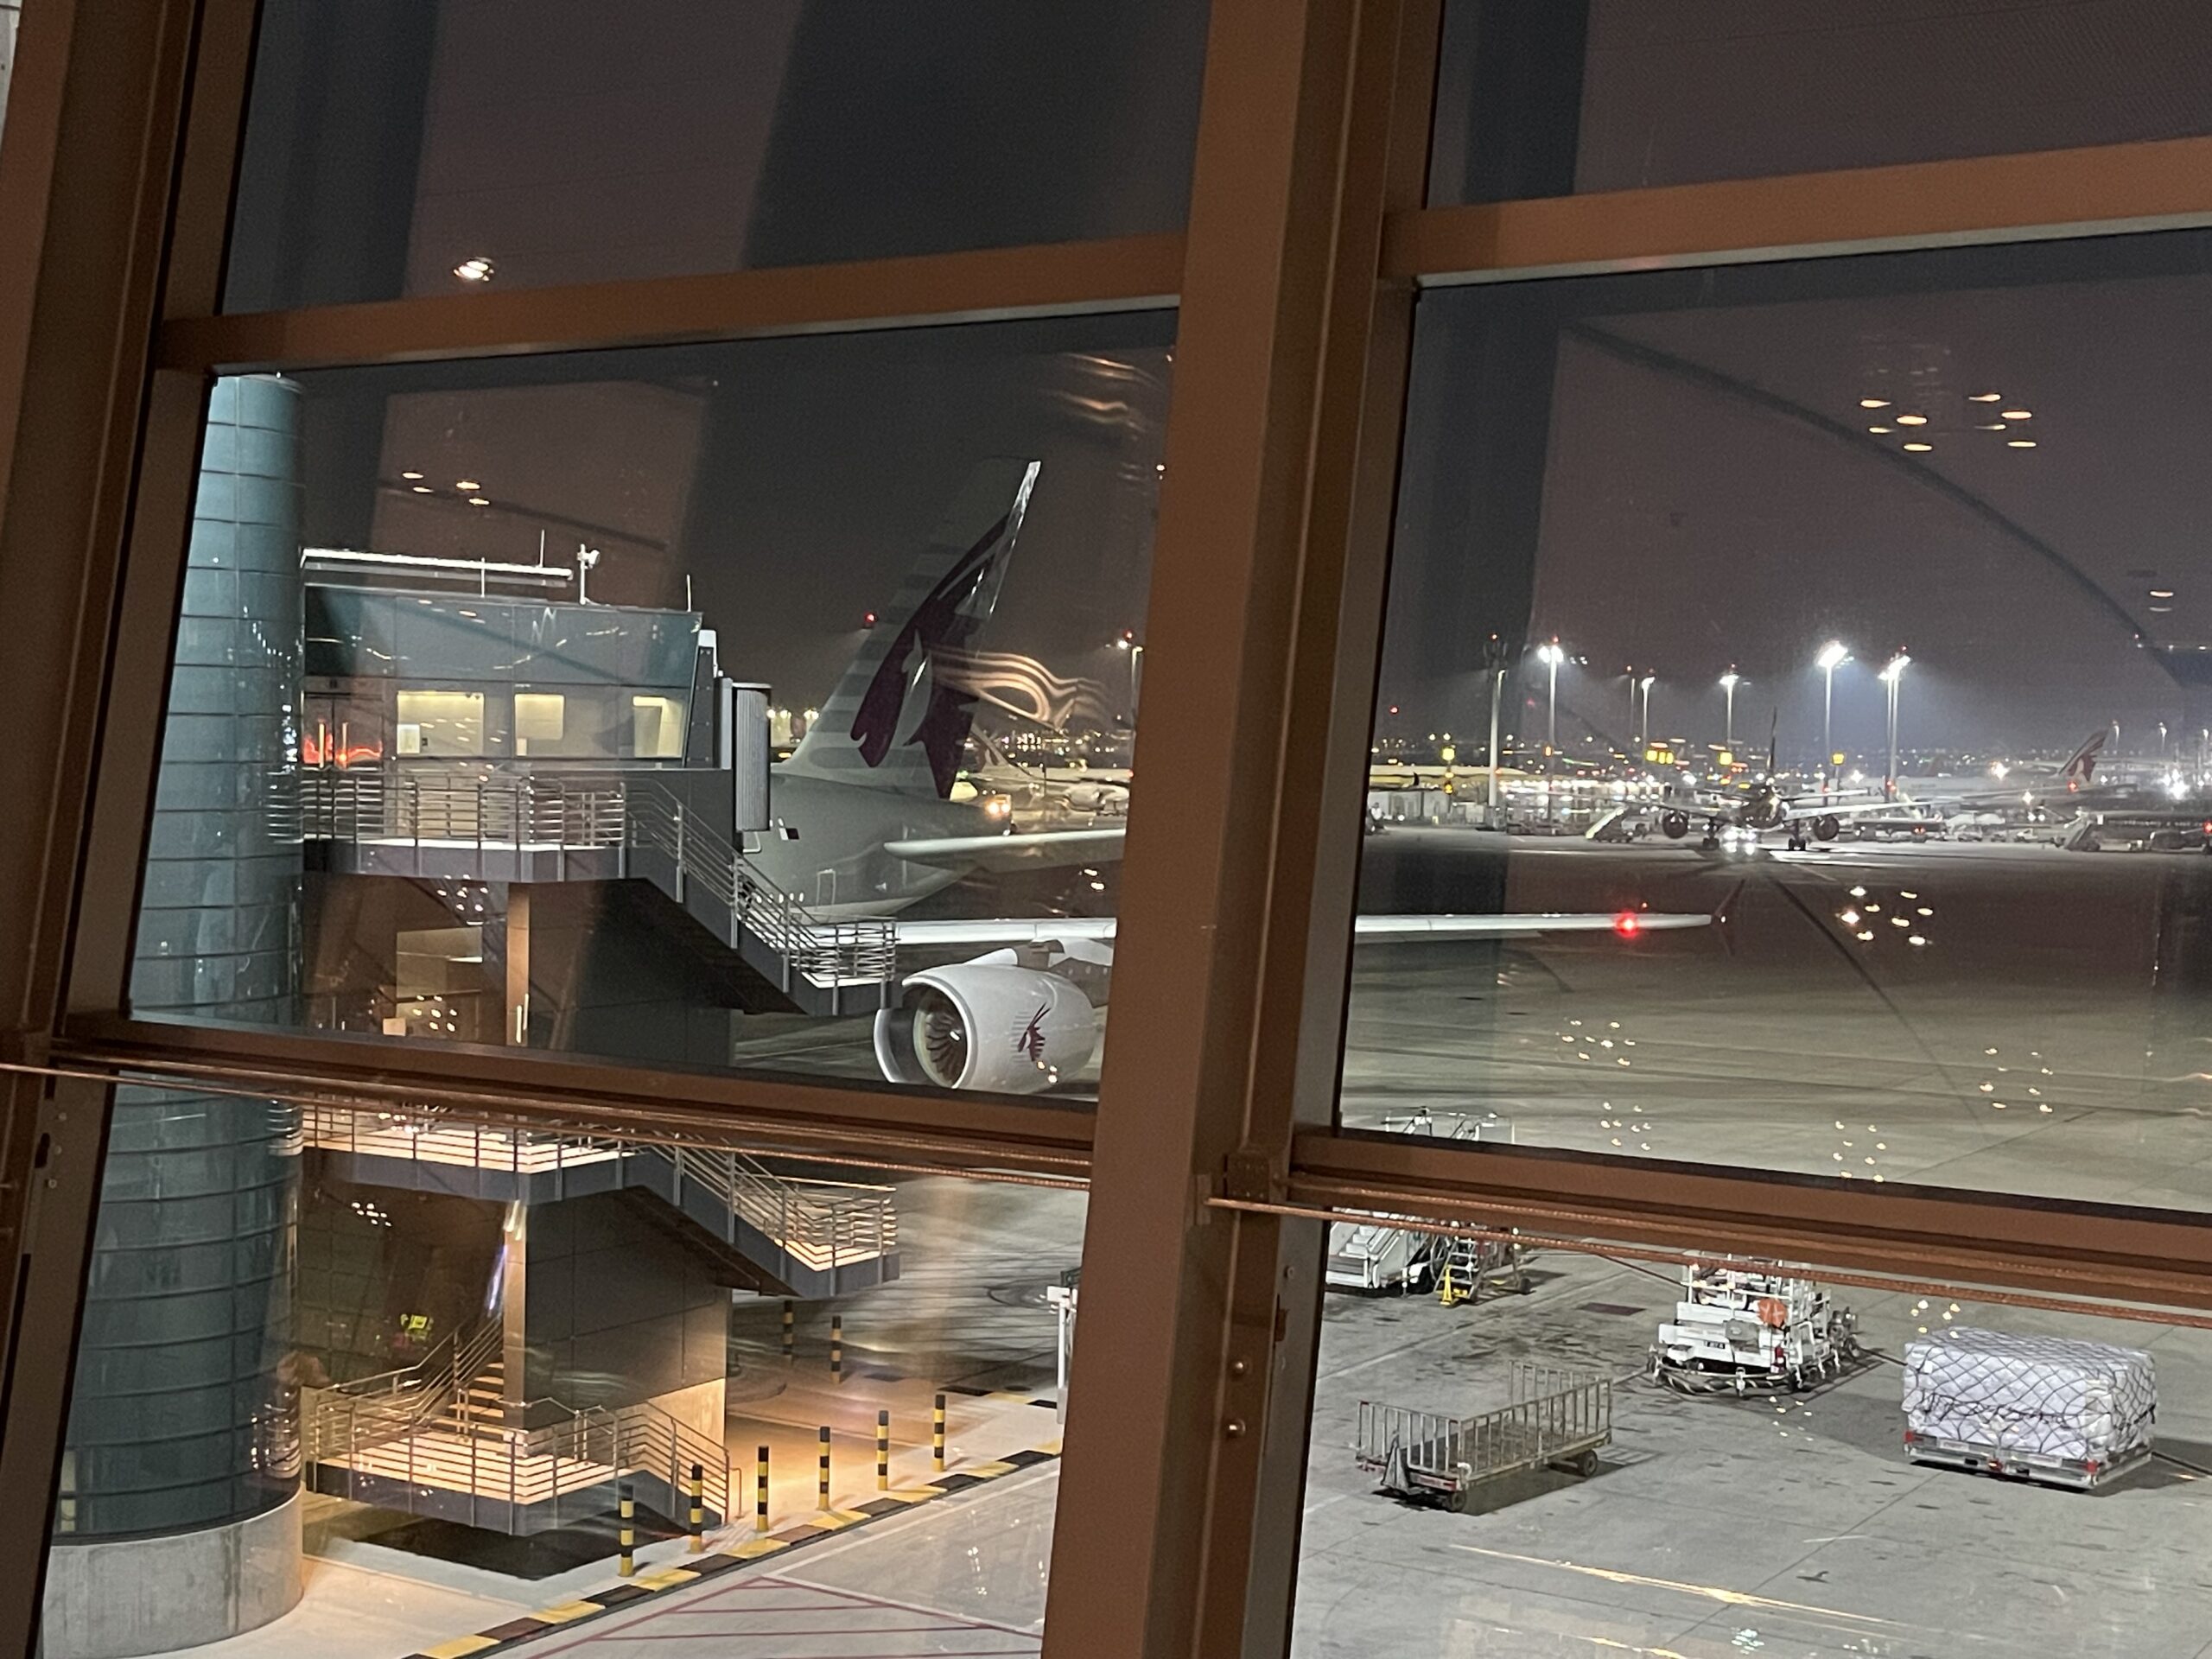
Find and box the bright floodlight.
[1718,671,1740,690]
[1880,652,1910,683]
[1536,641,1565,665]
[1815,640,1850,671]
[1638,674,1655,690]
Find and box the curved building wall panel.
[58,378,304,1563]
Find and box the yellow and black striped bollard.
[876,1409,890,1491]
[817,1426,831,1511]
[781,1299,794,1360]
[688,1461,704,1553]
[933,1392,946,1473]
[755,1444,770,1534]
[830,1313,842,1382]
[618,1479,636,1577]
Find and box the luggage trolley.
[1355,1363,1611,1512]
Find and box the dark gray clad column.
[43,377,305,1656]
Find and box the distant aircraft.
[739,458,1712,1093]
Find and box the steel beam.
[1041,0,1438,1653]
[1386,134,2212,285]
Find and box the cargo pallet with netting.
[1903,1328,2156,1491]
[1354,1364,1611,1512]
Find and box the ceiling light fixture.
[1896,414,1929,426]
[2000,409,2033,420]
[1867,425,1892,434]
[456,479,480,491]
[2005,439,2037,448]
[1969,392,2003,403]
[1859,397,1891,409]
[1903,442,1934,452]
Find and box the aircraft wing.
[892,910,1712,947]
[1776,796,1926,821]
[884,827,1125,872]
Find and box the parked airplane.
[728,457,1711,1093]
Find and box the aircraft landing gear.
[1699,834,1720,852]
[1786,834,1807,852]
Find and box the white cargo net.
[1904,1327,2156,1464]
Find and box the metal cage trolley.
[1355,1363,1611,1512]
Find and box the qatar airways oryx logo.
[850,513,1012,793]
[1017,1005,1051,1066]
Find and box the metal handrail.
[291,767,897,990]
[296,1106,897,1274]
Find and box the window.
[1351,226,2212,1211]
[226,0,1211,309]
[137,316,1168,1095]
[46,1138,1083,1659]
[1433,0,2212,205]
[1292,1241,2209,1654]
[18,3,2212,1659]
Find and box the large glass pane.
[1433,0,2212,205]
[44,1113,1079,1658]
[225,0,1209,310]
[125,315,1167,1101]
[1349,227,2212,1209]
[1292,1239,2209,1657]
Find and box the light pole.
[1536,641,1564,767]
[1879,653,1909,798]
[1816,640,1850,792]
[1719,670,1741,749]
[1115,632,1144,719]
[1487,664,1506,825]
[1637,675,1656,751]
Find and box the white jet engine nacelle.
[873,963,1098,1094]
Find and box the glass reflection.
[133,317,1170,1099]
[226,0,1209,308]
[1294,1245,2212,1657]
[1433,0,2212,205]
[1352,229,2212,1209]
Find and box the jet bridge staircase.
[292,769,896,1015]
[301,1318,732,1536]
[299,1104,899,1300]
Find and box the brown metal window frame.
[9,1,2212,1656]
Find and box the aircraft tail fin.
[785,459,1041,798]
[2063,728,2107,790]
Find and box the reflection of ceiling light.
[1867,425,1891,434]
[2150,605,2174,613]
[1859,397,1891,408]
[1976,423,2008,430]
[411,485,432,493]
[2006,439,2037,448]
[1903,442,1934,452]
[1969,392,2003,402]
[468,496,490,506]
[453,256,496,283]
[2000,408,2032,420]
[1896,414,1928,425]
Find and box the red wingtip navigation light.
[1613,912,1642,938]
[862,611,877,628]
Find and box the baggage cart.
[1354,1363,1611,1512]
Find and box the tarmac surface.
[1340,830,2212,1209]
